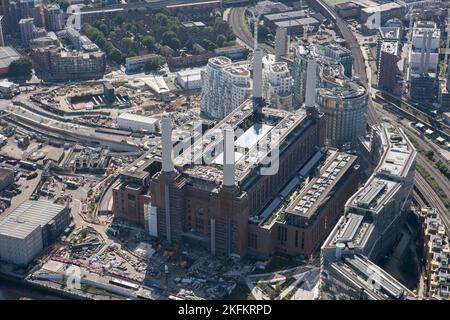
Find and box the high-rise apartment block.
[201,56,252,119]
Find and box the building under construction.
[112,55,362,259]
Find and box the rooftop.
[285,150,357,219]
[263,10,307,22]
[0,200,66,240]
[275,17,319,28]
[0,46,21,69]
[210,56,231,67]
[361,2,403,14]
[380,41,398,55]
[173,99,308,186]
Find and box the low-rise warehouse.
[0,199,71,266]
[117,113,159,133]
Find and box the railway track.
[228,6,275,54]
[415,173,450,235]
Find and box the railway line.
[415,173,450,234]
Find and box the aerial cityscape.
[0,0,450,303]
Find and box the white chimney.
[222,125,235,187]
[253,48,263,100]
[305,59,317,108]
[161,116,174,173]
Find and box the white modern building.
[263,61,293,110]
[176,68,203,90]
[201,56,252,119]
[408,21,440,76]
[0,80,19,98]
[0,200,70,266]
[117,113,159,132]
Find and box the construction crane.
[249,0,264,49]
[39,0,46,29]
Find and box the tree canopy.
[8,57,32,78]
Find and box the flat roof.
[0,47,21,69]
[235,123,273,150]
[0,167,14,180]
[275,17,319,28]
[126,54,160,62]
[118,113,159,124]
[263,10,307,21]
[361,2,402,14]
[286,150,357,219]
[0,200,66,240]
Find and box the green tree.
[142,35,156,51]
[109,48,124,64]
[144,57,165,72]
[258,25,270,42]
[162,31,181,50]
[216,34,227,47]
[426,150,435,160]
[8,57,32,78]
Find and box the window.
[248,233,257,249]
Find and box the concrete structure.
[45,4,63,31]
[200,56,251,119]
[323,43,353,78]
[0,167,14,191]
[376,27,401,62]
[0,200,70,266]
[293,43,343,108]
[320,124,417,300]
[262,10,307,29]
[317,79,368,149]
[0,15,5,46]
[117,113,159,132]
[263,61,293,110]
[274,27,288,62]
[360,2,404,32]
[377,41,400,94]
[0,46,21,76]
[0,80,19,98]
[214,45,248,60]
[274,17,320,35]
[18,17,34,44]
[65,27,99,52]
[125,54,163,73]
[113,91,332,258]
[407,21,440,101]
[176,68,203,90]
[31,45,106,81]
[421,207,450,299]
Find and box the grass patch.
[323,0,348,6]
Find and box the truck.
[65,180,79,190]
[26,171,38,180]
